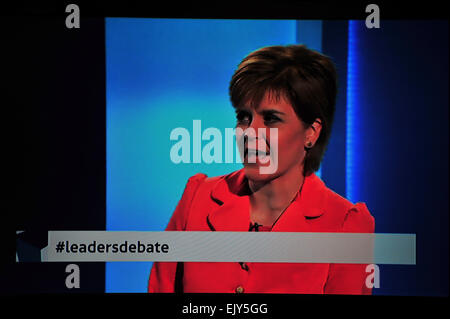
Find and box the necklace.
[268,177,306,228]
[250,178,305,231]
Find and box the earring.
[305,141,313,149]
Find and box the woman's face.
[235,91,319,183]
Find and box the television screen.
[5,2,448,314]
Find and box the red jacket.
[148,169,375,294]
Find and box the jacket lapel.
[271,173,328,232]
[207,169,328,232]
[206,170,251,231]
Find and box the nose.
[248,113,265,130]
[246,114,267,141]
[245,115,269,149]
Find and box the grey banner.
[45,231,415,264]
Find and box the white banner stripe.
[44,231,415,264]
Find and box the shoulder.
[182,170,237,197]
[184,172,225,189]
[182,170,247,208]
[166,172,226,230]
[322,184,375,233]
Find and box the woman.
[148,45,375,294]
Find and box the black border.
[5,1,450,19]
[4,0,449,314]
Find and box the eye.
[263,113,281,124]
[236,110,251,125]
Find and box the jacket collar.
[207,169,328,232]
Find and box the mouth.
[244,148,270,158]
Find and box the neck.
[248,165,305,221]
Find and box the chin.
[243,164,278,183]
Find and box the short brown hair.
[229,45,337,176]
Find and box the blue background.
[106,18,448,295]
[106,18,300,293]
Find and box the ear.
[305,118,322,148]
